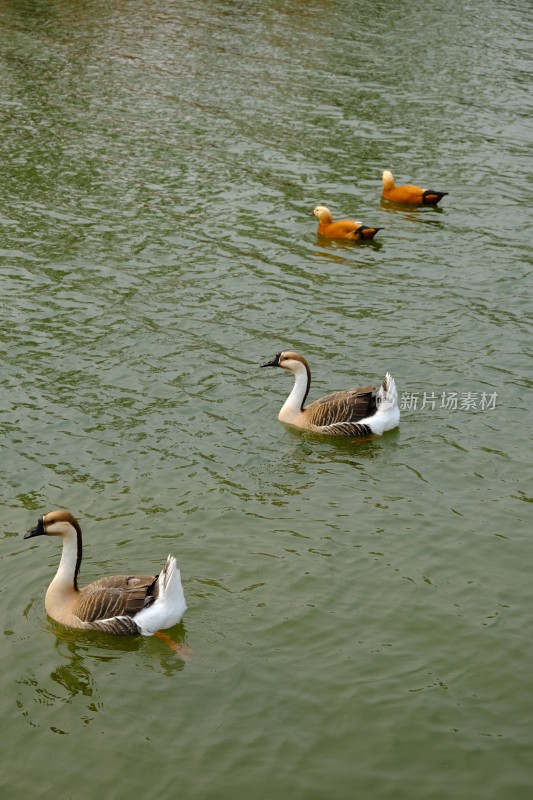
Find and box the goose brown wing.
[73,574,157,622]
[306,386,377,431]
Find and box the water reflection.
[313,238,383,267]
[280,423,400,452]
[316,235,384,250]
[15,635,103,735]
[379,200,447,222]
[15,621,189,733]
[313,248,352,267]
[48,619,144,653]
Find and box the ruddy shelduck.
[261,351,399,436]
[381,170,448,206]
[313,205,382,240]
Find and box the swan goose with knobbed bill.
[381,170,448,206]
[24,510,186,636]
[261,351,400,436]
[313,205,382,240]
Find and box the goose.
[261,351,400,436]
[24,510,187,637]
[313,205,382,240]
[381,170,447,206]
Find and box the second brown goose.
[261,351,400,436]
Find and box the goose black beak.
[260,352,282,368]
[24,516,45,539]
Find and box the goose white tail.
[134,555,187,636]
[370,372,400,434]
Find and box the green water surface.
[1,1,532,799]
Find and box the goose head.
[381,170,395,190]
[312,205,333,223]
[261,350,311,384]
[25,509,81,540]
[261,351,310,375]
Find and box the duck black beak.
[24,516,45,539]
[260,352,282,368]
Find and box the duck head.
[312,205,332,223]
[381,170,395,190]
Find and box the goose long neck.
[283,360,311,413]
[52,527,82,593]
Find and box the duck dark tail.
[355,225,383,240]
[422,190,448,205]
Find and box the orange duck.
[381,170,448,206]
[313,205,382,240]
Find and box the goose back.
[71,574,158,623]
[305,386,377,433]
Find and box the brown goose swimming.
[261,351,400,436]
[24,510,186,636]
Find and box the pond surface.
[1,1,532,798]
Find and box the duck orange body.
[313,205,382,241]
[381,170,447,206]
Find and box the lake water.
[1,1,532,798]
